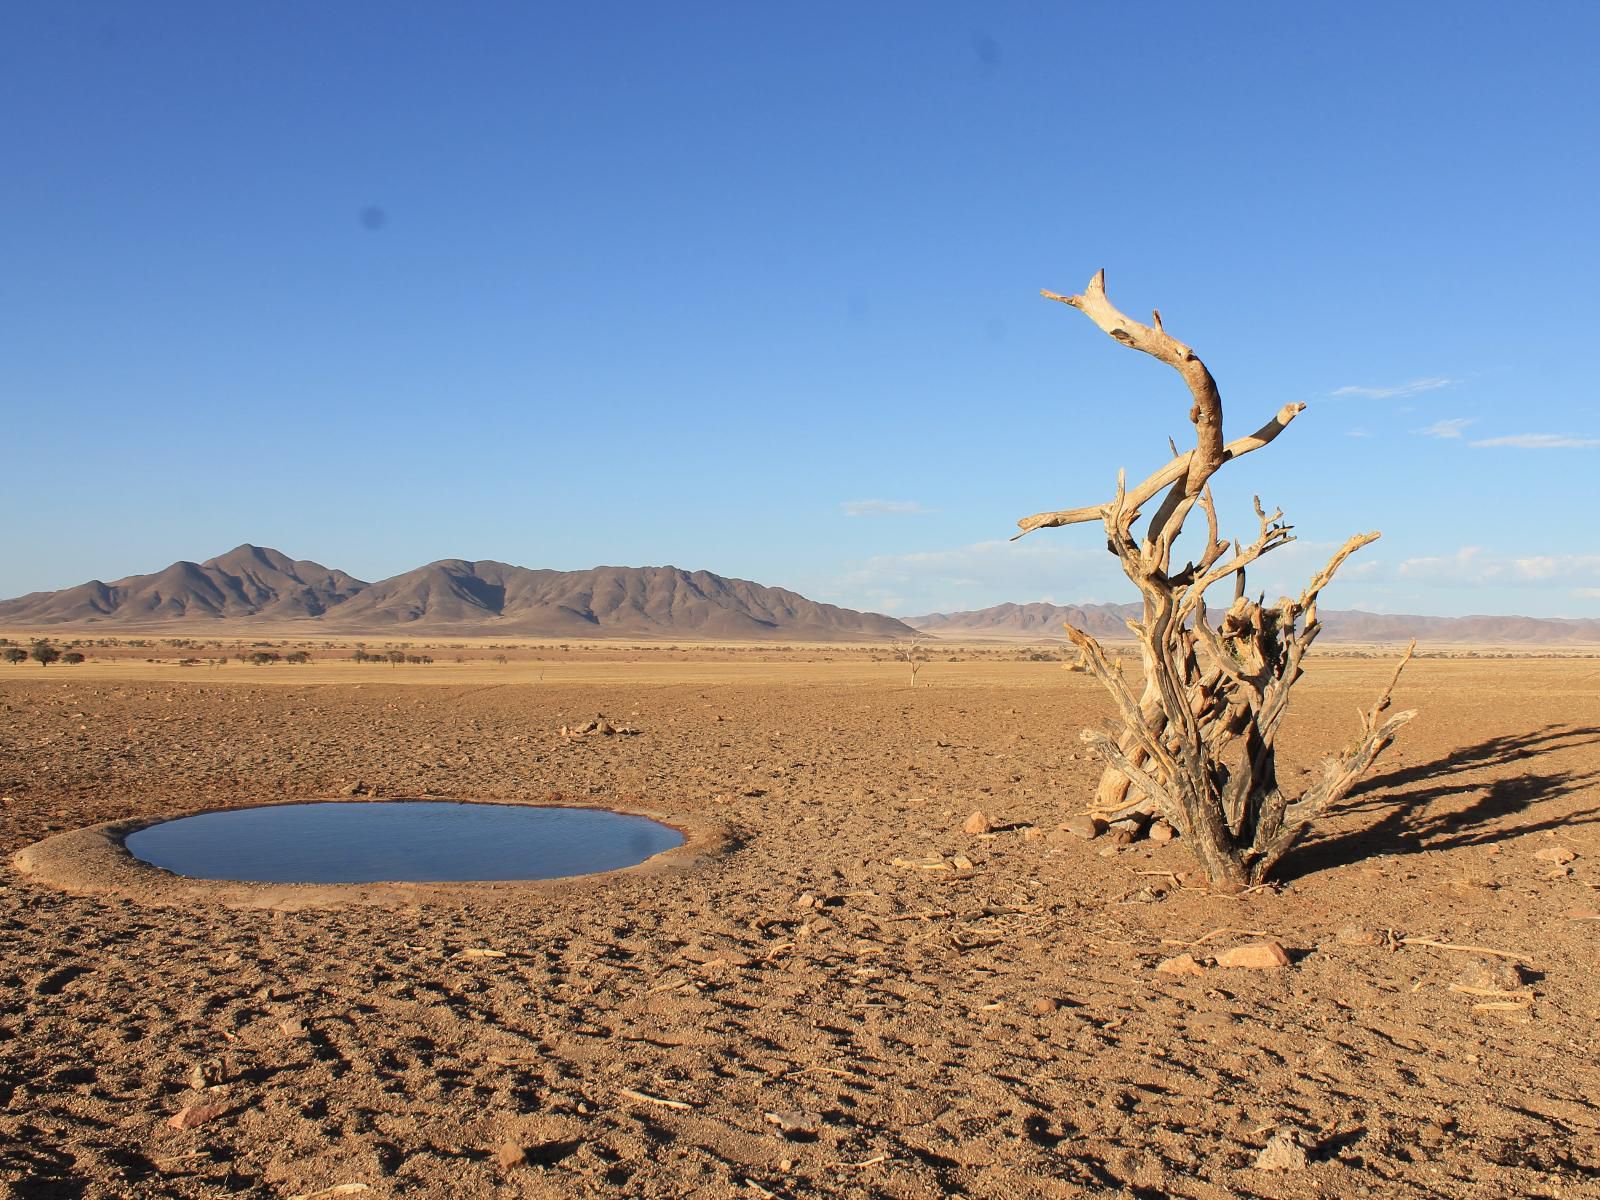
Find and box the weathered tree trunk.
[1019,271,1417,887]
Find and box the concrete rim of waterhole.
[12,796,730,911]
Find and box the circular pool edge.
[12,797,731,911]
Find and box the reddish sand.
[2,652,1597,1198]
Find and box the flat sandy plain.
[2,639,1598,1199]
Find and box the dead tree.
[1016,270,1416,887]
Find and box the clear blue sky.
[4,3,1597,617]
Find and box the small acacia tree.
[894,636,926,688]
[1017,271,1416,887]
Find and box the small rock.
[1455,957,1524,992]
[187,1059,223,1090]
[1022,826,1043,842]
[764,1109,820,1136]
[341,781,367,796]
[167,1101,231,1130]
[1147,820,1177,844]
[495,1142,527,1169]
[951,854,975,872]
[1108,816,1146,837]
[963,810,993,835]
[1106,828,1136,847]
[1029,996,1060,1015]
[595,716,616,736]
[1253,1129,1308,1171]
[1336,925,1380,947]
[794,892,817,910]
[1215,940,1292,970]
[1061,815,1106,840]
[1156,953,1205,977]
[1533,846,1576,865]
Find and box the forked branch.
[1013,402,1306,539]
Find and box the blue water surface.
[124,801,684,883]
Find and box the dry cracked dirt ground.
[1,653,1598,1199]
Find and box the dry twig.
[617,1087,695,1111]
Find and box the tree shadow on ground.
[1278,723,1600,881]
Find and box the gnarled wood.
[1013,402,1305,539]
[1024,270,1416,886]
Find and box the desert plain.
[2,639,1598,1199]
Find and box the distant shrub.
[30,641,61,667]
[3,648,27,665]
[285,651,311,664]
[62,651,85,664]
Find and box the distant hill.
[319,560,916,640]
[0,545,367,626]
[0,549,917,641]
[910,601,1142,640]
[906,601,1600,645]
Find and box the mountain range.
[0,546,917,641]
[2,547,1595,644]
[906,601,1600,646]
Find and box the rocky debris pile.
[559,713,640,739]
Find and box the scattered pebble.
[1456,958,1524,993]
[494,1142,526,1170]
[1336,925,1380,947]
[166,1100,232,1131]
[1060,815,1106,840]
[1215,941,1291,970]
[1253,1129,1309,1171]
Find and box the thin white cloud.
[841,499,930,517]
[1346,428,1371,438]
[1331,377,1454,400]
[1469,433,1600,449]
[1397,547,1600,585]
[1418,417,1475,439]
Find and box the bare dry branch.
[1013,403,1306,539]
[1043,271,1224,489]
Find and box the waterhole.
[123,801,685,884]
